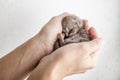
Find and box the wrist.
[34,32,53,54]
[28,33,53,58]
[28,55,65,80]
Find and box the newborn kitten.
[54,15,90,50]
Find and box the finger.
[89,50,101,68]
[90,49,100,59]
[81,38,103,54]
[88,27,98,39]
[45,13,70,32]
[90,38,104,58]
[83,19,89,31]
[49,12,70,24]
[57,12,70,20]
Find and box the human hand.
[0,13,72,80]
[34,13,70,55]
[28,20,103,80]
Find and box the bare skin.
[0,13,69,80]
[28,20,103,80]
[0,13,103,80]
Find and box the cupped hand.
[35,13,70,55]
[28,20,103,80]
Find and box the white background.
[0,0,120,80]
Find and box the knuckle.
[87,62,96,70]
[91,63,96,69]
[91,66,95,69]
[63,12,69,14]
[81,70,87,73]
[51,16,57,20]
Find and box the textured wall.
[0,0,120,80]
